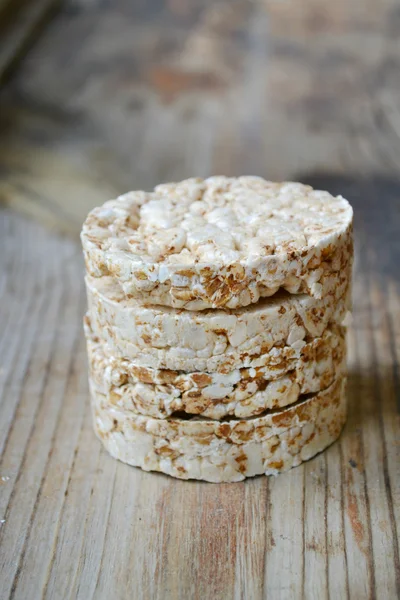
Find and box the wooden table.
[0,2,399,599]
[1,0,400,235]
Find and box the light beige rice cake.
[82,176,353,310]
[91,376,347,482]
[85,271,350,372]
[86,326,346,419]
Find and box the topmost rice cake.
[82,176,353,310]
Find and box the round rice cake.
[82,177,353,310]
[86,326,346,419]
[85,271,350,372]
[91,376,347,482]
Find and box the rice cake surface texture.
[86,326,346,419]
[85,271,350,372]
[91,377,347,482]
[82,176,353,310]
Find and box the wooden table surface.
[1,0,400,234]
[0,2,399,599]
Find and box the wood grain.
[0,179,399,599]
[1,0,400,234]
[0,0,61,84]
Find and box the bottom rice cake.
[91,376,347,482]
[87,326,346,419]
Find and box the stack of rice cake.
[81,177,353,482]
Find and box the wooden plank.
[326,444,349,599]
[1,0,400,234]
[264,469,305,599]
[303,455,328,600]
[0,0,61,84]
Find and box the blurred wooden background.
[1,0,400,234]
[0,0,61,85]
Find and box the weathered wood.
[1,0,400,235]
[0,0,61,84]
[0,179,399,599]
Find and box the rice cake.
[85,271,350,372]
[82,177,353,310]
[86,326,346,419]
[91,376,347,482]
